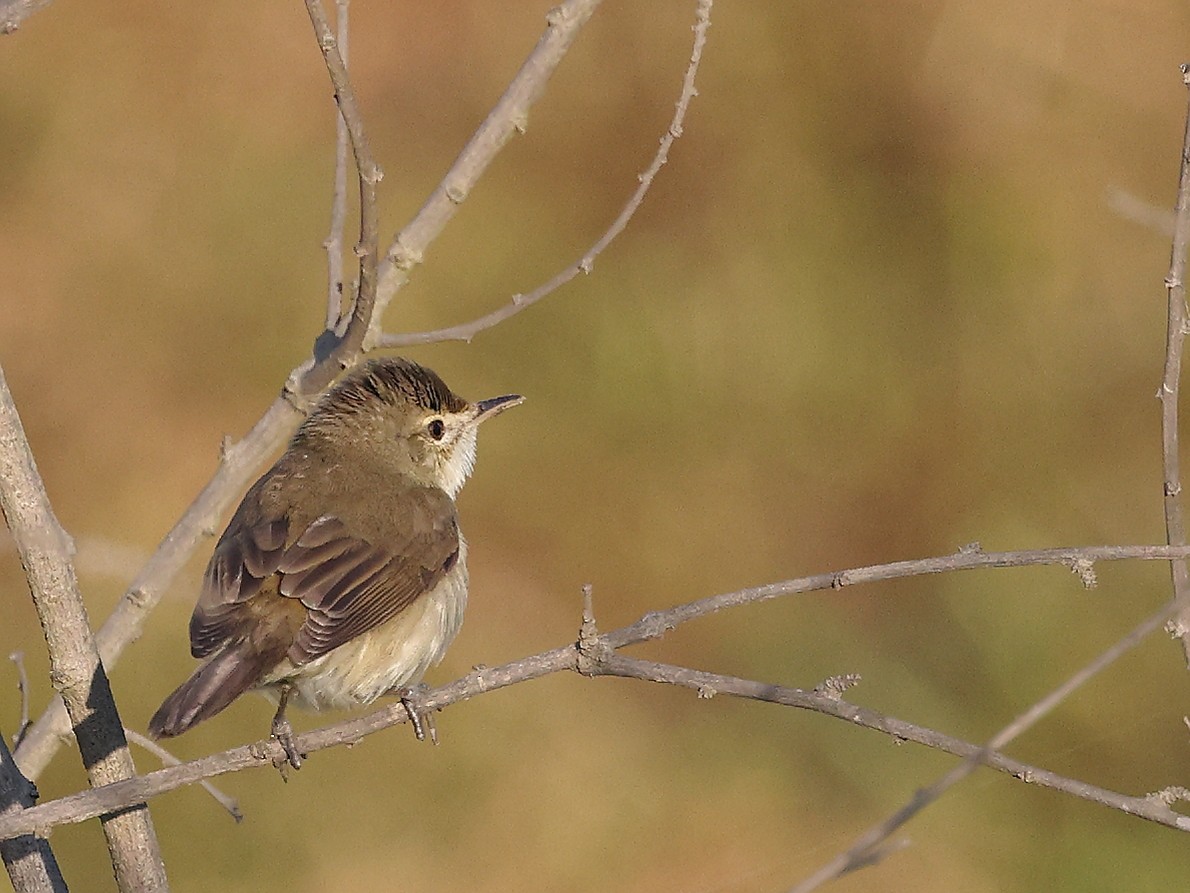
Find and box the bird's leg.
[271,683,304,771]
[397,683,438,745]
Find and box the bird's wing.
[189,483,460,665]
[278,488,460,665]
[190,506,289,659]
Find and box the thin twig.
[366,0,607,348]
[599,542,1190,650]
[0,0,52,34]
[124,729,241,823]
[0,729,65,893]
[0,361,167,890]
[7,653,29,748]
[786,579,1190,892]
[381,0,712,348]
[322,0,352,331]
[302,0,380,385]
[1161,65,1190,664]
[3,543,1190,841]
[593,655,1190,832]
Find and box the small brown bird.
[148,357,522,766]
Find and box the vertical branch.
[1161,64,1190,664]
[322,0,352,331]
[0,362,168,892]
[303,0,381,385]
[0,732,65,893]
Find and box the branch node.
[1067,557,1098,589]
[126,587,152,609]
[467,664,492,693]
[444,182,468,205]
[814,673,862,699]
[576,584,611,676]
[958,541,982,554]
[635,610,675,641]
[696,685,717,699]
[831,572,850,590]
[1147,785,1190,806]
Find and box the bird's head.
[295,357,523,497]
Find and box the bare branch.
[302,0,381,386]
[123,730,241,824]
[600,542,1190,649]
[367,0,607,347]
[787,575,1190,892]
[4,542,1190,841]
[0,731,65,893]
[322,0,353,330]
[594,656,1190,832]
[8,653,29,748]
[0,0,52,34]
[380,0,713,348]
[0,362,167,890]
[1162,65,1190,663]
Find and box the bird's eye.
[427,418,446,441]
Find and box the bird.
[147,357,522,767]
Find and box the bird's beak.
[473,394,524,423]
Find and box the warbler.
[148,357,522,766]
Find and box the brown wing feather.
[280,490,460,665]
[190,511,289,659]
[189,484,459,667]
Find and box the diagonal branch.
[1161,65,1190,664]
[3,543,1190,841]
[381,0,713,348]
[787,567,1190,892]
[0,361,167,891]
[592,656,1190,832]
[366,0,606,347]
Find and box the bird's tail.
[148,641,277,739]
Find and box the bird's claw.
[399,684,438,745]
[271,684,304,774]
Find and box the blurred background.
[2,0,1190,890]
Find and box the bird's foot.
[398,684,438,745]
[271,686,304,773]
